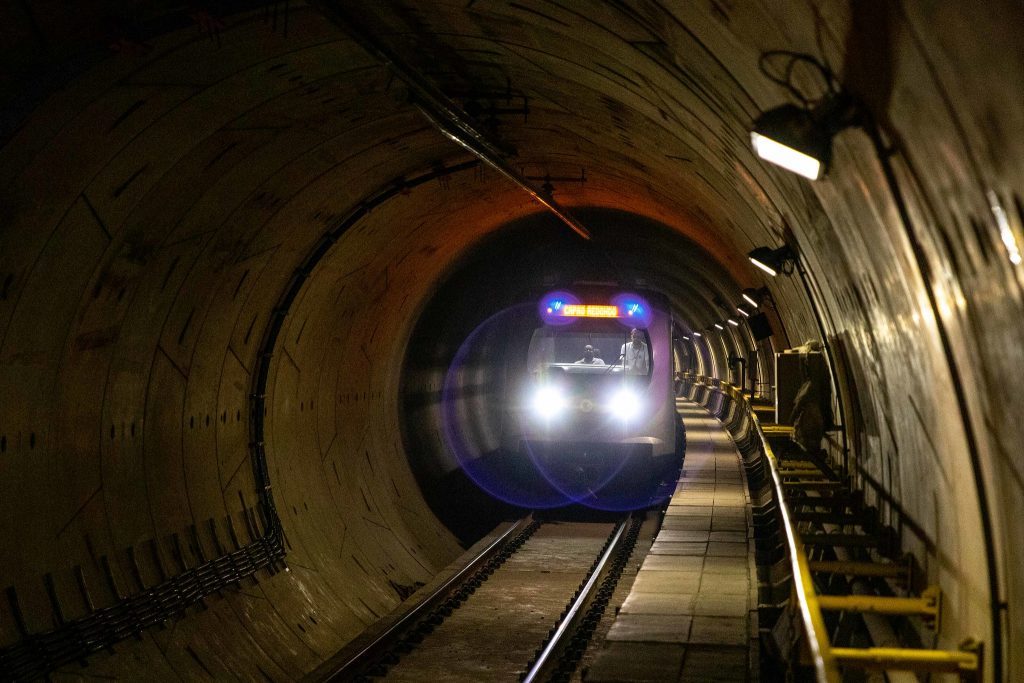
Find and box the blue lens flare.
[538,290,580,325]
[523,440,631,506]
[440,299,679,512]
[442,304,566,509]
[611,292,653,329]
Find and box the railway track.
[315,512,650,682]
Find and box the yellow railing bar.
[818,586,940,623]
[783,480,844,490]
[831,645,979,674]
[761,424,796,436]
[779,462,824,471]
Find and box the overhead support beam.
[314,2,592,241]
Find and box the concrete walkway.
[586,399,758,681]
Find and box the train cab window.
[618,328,651,375]
[526,324,653,382]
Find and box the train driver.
[619,328,650,374]
[574,344,606,365]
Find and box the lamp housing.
[751,94,858,180]
[742,286,773,306]
[748,246,795,276]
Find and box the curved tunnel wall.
[0,2,1022,680]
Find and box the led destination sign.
[539,290,653,328]
[553,304,619,318]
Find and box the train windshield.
[526,325,652,379]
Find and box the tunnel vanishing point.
[1,1,1022,681]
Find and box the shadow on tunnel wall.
[840,0,899,138]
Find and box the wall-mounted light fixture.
[727,318,739,326]
[748,245,795,276]
[750,49,859,182]
[741,286,773,307]
[736,306,751,317]
[692,331,702,338]
[713,323,724,331]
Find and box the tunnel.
[0,1,1021,680]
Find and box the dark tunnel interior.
[401,211,718,540]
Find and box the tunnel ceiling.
[1,0,829,334]
[308,0,801,314]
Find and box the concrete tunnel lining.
[0,1,1022,679]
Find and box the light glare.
[727,319,739,326]
[751,132,822,180]
[742,293,759,307]
[737,307,750,317]
[532,386,566,418]
[749,257,778,276]
[714,323,724,330]
[988,190,1022,266]
[609,389,640,420]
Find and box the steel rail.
[309,516,532,679]
[522,517,629,683]
[316,515,533,681]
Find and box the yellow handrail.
[752,411,841,682]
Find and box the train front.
[504,290,681,510]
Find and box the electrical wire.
[757,50,839,108]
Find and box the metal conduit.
[313,1,592,241]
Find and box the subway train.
[500,286,683,509]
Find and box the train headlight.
[532,386,567,418]
[608,389,641,421]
